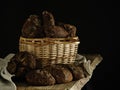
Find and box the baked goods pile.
[7,51,85,86]
[7,11,84,86]
[21,11,76,38]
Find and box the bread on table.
[7,51,36,79]
[25,69,56,86]
[65,64,85,80]
[44,64,73,84]
[7,51,85,85]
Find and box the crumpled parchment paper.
[0,53,16,90]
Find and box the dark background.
[0,0,114,90]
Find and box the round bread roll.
[57,22,77,37]
[44,65,73,84]
[66,64,85,80]
[10,51,36,69]
[15,67,29,78]
[25,69,56,86]
[44,25,69,38]
[7,51,36,79]
[21,15,42,38]
[7,61,17,74]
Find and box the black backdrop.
[0,1,114,90]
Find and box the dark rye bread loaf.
[25,69,56,86]
[42,11,69,38]
[21,15,43,38]
[65,64,85,80]
[56,22,77,37]
[7,51,36,78]
[44,64,73,84]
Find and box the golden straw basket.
[19,36,80,66]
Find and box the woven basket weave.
[19,36,80,66]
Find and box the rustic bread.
[42,10,55,26]
[21,15,43,38]
[44,25,69,38]
[7,61,17,74]
[25,69,56,86]
[7,51,85,85]
[7,51,36,78]
[21,11,77,38]
[65,64,85,80]
[57,22,77,37]
[44,64,73,84]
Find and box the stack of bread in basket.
[7,11,86,86]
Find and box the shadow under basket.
[19,36,80,66]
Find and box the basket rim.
[19,36,80,44]
[19,36,79,40]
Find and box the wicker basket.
[19,36,80,66]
